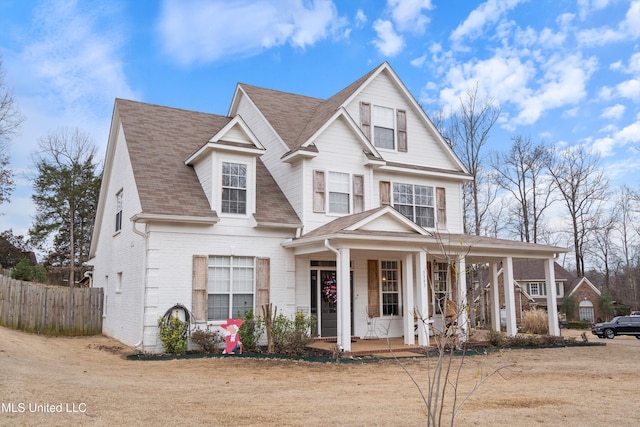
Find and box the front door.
[310,269,353,337]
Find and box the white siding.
[91,123,145,348]
[142,223,296,353]
[302,117,372,231]
[345,70,459,170]
[192,155,212,207]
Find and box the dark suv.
[592,316,640,339]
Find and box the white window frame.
[380,260,401,317]
[207,256,255,322]
[393,182,435,228]
[115,190,123,233]
[328,171,350,214]
[373,105,395,150]
[433,262,449,315]
[221,161,248,215]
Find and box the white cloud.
[577,0,640,46]
[591,119,640,157]
[157,0,347,65]
[20,1,135,117]
[577,0,613,20]
[450,0,526,45]
[601,104,626,120]
[372,19,405,57]
[410,55,427,68]
[355,9,367,28]
[386,0,433,34]
[616,79,640,101]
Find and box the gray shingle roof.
[239,64,380,154]
[116,98,300,225]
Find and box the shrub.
[239,309,264,352]
[272,312,316,355]
[566,321,591,329]
[509,334,540,347]
[190,328,225,353]
[520,309,549,335]
[158,315,189,354]
[486,329,508,347]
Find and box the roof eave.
[131,213,220,225]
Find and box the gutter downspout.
[324,239,342,352]
[132,220,149,350]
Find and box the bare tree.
[491,135,554,243]
[0,57,25,205]
[613,186,640,309]
[30,128,101,286]
[450,83,501,235]
[548,145,608,277]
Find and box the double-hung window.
[328,172,350,214]
[381,261,400,316]
[393,183,435,228]
[373,106,395,149]
[221,162,247,214]
[115,191,123,232]
[207,256,254,321]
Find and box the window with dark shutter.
[192,255,208,322]
[313,170,326,213]
[360,102,371,140]
[436,187,446,229]
[367,260,380,317]
[380,181,391,206]
[353,175,364,213]
[397,109,407,152]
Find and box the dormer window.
[222,162,247,214]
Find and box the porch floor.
[306,337,428,358]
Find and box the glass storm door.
[311,269,353,337]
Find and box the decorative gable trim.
[295,107,383,161]
[567,277,602,298]
[185,116,264,165]
[344,206,428,235]
[342,62,469,174]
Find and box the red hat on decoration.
[221,318,243,329]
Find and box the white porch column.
[403,253,415,345]
[456,256,468,342]
[336,248,352,352]
[545,257,560,336]
[503,257,518,336]
[416,250,430,346]
[490,262,501,331]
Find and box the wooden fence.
[0,271,103,335]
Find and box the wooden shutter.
[313,170,325,213]
[192,255,208,322]
[380,181,391,206]
[353,174,364,213]
[367,260,380,317]
[436,187,446,229]
[256,258,270,311]
[360,102,371,140]
[397,109,407,152]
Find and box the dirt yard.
[1,326,638,427]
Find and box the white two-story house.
[88,62,568,353]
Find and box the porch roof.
[283,207,569,262]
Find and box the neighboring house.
[88,62,569,353]
[480,260,603,328]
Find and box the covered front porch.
[284,207,569,353]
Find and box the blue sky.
[1,0,639,242]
